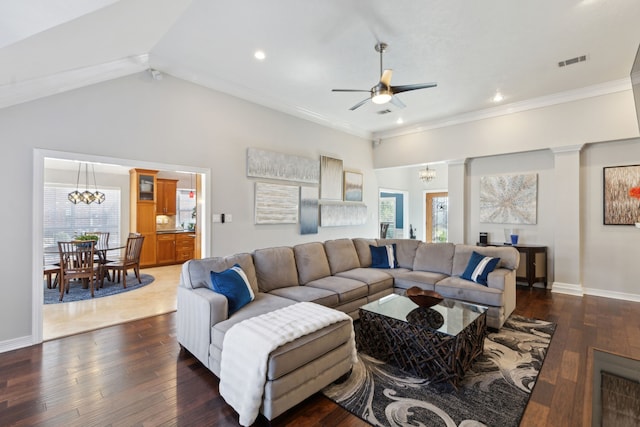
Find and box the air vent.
[377,109,392,115]
[558,55,587,67]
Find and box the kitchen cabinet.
[176,233,196,262]
[130,169,158,267]
[156,234,176,265]
[156,178,177,215]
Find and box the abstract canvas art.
[320,156,343,200]
[603,165,640,225]
[344,171,363,202]
[320,203,367,226]
[254,182,299,224]
[247,148,319,184]
[480,174,537,224]
[299,186,319,234]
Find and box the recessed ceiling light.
[254,50,266,61]
[493,92,504,103]
[396,118,404,124]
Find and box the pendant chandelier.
[68,163,106,204]
[418,166,436,183]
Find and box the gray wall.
[0,72,376,345]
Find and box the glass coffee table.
[357,293,487,387]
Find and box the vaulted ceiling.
[2,0,640,139]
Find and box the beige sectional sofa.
[176,237,519,423]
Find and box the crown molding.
[373,78,632,140]
[0,53,150,109]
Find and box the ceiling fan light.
[372,93,392,104]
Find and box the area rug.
[323,315,556,427]
[44,273,154,304]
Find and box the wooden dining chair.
[58,240,98,301]
[43,264,60,289]
[86,231,112,283]
[104,235,145,288]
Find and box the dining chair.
[58,240,98,301]
[43,264,60,289]
[104,235,145,288]
[86,231,112,283]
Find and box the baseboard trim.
[583,287,640,303]
[0,335,34,354]
[551,282,584,296]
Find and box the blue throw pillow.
[370,244,398,269]
[461,251,500,286]
[209,264,255,315]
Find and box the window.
[43,184,121,263]
[177,189,197,230]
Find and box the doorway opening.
[379,189,409,239]
[425,192,448,242]
[33,149,210,343]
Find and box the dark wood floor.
[1,286,639,426]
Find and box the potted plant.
[73,234,99,247]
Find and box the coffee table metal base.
[357,308,487,388]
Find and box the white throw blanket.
[219,302,356,426]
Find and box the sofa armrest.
[486,267,510,291]
[487,268,517,322]
[176,286,228,368]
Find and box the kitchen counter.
[156,229,195,234]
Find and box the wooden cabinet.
[176,233,196,262]
[481,242,548,288]
[156,179,177,215]
[156,234,176,265]
[130,169,158,267]
[156,232,195,265]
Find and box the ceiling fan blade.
[349,98,371,111]
[332,89,371,92]
[380,69,393,86]
[391,82,437,94]
[390,96,406,109]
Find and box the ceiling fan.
[332,42,437,111]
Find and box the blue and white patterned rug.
[323,315,556,427]
[44,273,154,304]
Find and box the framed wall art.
[343,171,363,202]
[247,148,319,184]
[254,182,299,224]
[320,156,343,200]
[479,173,538,224]
[299,186,319,235]
[603,164,640,225]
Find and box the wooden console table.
[479,243,548,288]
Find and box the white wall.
[372,90,640,300]
[582,138,640,298]
[0,73,376,346]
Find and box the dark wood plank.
[1,286,639,426]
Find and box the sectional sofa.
[176,237,519,423]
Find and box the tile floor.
[43,264,182,341]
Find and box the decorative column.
[551,145,584,295]
[447,159,467,244]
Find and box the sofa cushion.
[253,246,299,292]
[181,253,258,294]
[293,242,331,284]
[269,286,339,307]
[392,270,449,291]
[461,251,500,286]
[336,267,394,295]
[324,239,360,275]
[452,245,519,276]
[413,242,455,275]
[435,276,504,307]
[209,264,255,315]
[377,239,421,269]
[353,238,377,267]
[305,275,368,303]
